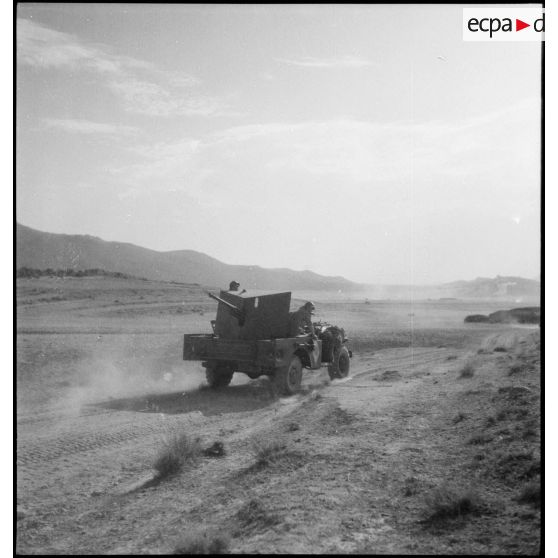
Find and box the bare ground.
[16,278,541,554]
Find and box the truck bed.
[183,334,258,362]
[183,333,320,371]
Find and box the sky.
[16,3,541,284]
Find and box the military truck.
[183,290,352,395]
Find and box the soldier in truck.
[289,301,317,338]
[227,280,246,295]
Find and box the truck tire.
[328,346,350,380]
[273,355,303,396]
[205,363,234,388]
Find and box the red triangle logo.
[516,19,530,31]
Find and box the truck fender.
[294,341,321,370]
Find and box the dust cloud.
[58,342,207,416]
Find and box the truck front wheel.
[328,346,351,380]
[205,363,234,389]
[273,355,303,396]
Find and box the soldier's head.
[303,301,315,314]
[229,280,240,291]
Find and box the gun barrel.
[206,291,243,315]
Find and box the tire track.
[17,413,203,466]
[352,348,449,378]
[17,349,449,467]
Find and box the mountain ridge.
[15,223,358,291]
[16,223,540,299]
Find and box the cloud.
[111,98,539,206]
[17,18,229,117]
[106,78,230,117]
[17,18,147,74]
[275,55,375,68]
[166,71,202,88]
[43,118,140,136]
[210,120,411,182]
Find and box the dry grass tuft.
[423,485,482,524]
[492,450,537,481]
[497,386,532,402]
[467,432,493,446]
[509,363,536,376]
[403,476,420,496]
[236,498,281,530]
[496,407,529,421]
[173,527,229,554]
[251,438,288,468]
[154,432,202,479]
[203,441,226,458]
[522,427,537,440]
[459,361,476,378]
[517,481,541,507]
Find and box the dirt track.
[17,334,540,554]
[16,346,444,551]
[16,280,540,554]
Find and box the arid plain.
[16,276,540,554]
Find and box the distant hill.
[16,223,540,299]
[440,276,540,300]
[359,276,540,301]
[15,223,359,292]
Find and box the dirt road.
[16,330,540,554]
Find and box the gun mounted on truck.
[205,291,246,325]
[184,290,352,395]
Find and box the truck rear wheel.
[328,346,350,380]
[273,355,302,396]
[205,363,234,388]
